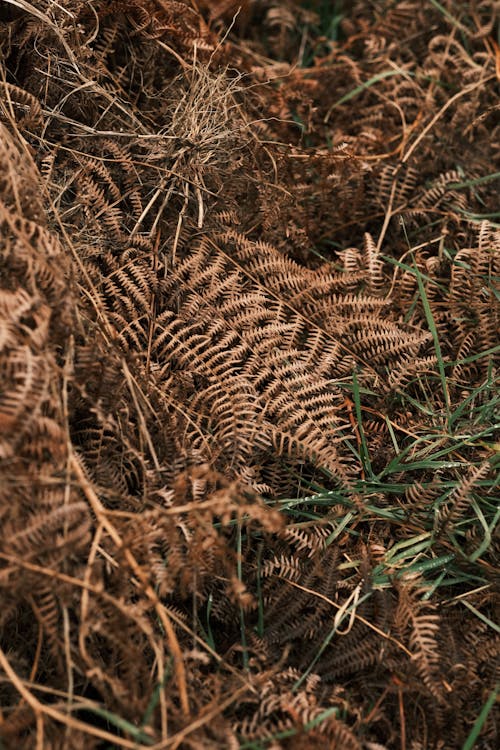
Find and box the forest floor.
[0,1,499,749]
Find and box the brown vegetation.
[0,1,498,748]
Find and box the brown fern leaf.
[436,460,492,533]
[395,574,444,700]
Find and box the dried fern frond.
[1,1,499,748]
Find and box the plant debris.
[0,2,498,748]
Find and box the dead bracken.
[0,2,498,749]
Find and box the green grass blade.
[412,258,451,425]
[325,511,354,545]
[351,368,373,479]
[461,601,500,634]
[324,69,411,120]
[304,706,339,730]
[404,553,455,576]
[237,523,249,669]
[468,500,499,563]
[256,543,265,638]
[72,705,154,745]
[429,0,467,30]
[448,171,500,189]
[293,590,371,691]
[462,684,498,750]
[141,661,172,729]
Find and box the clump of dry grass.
[148,59,248,232]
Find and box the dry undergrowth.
[0,1,499,749]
